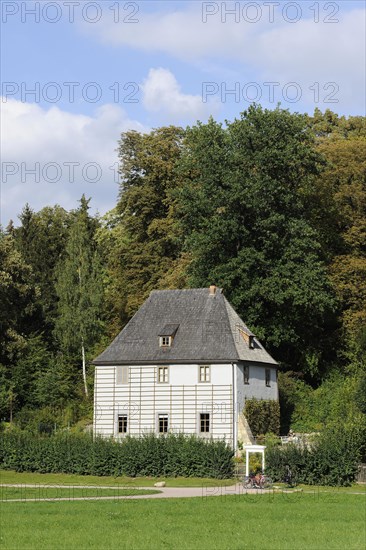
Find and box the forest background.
[1,106,365,444]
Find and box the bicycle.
[283,465,297,488]
[242,474,273,489]
[260,475,273,489]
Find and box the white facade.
[93,362,278,448]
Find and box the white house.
[93,286,278,450]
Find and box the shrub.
[14,403,93,435]
[355,376,366,414]
[280,372,364,434]
[248,453,263,474]
[265,421,366,486]
[244,398,280,436]
[0,432,234,479]
[266,444,312,485]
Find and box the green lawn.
[1,492,365,549]
[0,470,235,487]
[0,486,159,501]
[274,483,366,494]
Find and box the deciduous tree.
[176,106,336,378]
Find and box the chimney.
[209,285,216,295]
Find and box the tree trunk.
[82,338,88,397]
[9,391,13,424]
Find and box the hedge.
[265,422,365,486]
[0,432,234,479]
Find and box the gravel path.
[1,484,363,502]
[0,483,246,502]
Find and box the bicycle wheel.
[242,476,253,489]
[261,476,273,489]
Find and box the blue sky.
[1,0,365,225]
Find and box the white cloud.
[256,10,365,93]
[259,7,366,113]
[84,5,365,113]
[1,99,145,225]
[0,63,218,226]
[81,5,254,61]
[85,5,365,69]
[142,68,219,122]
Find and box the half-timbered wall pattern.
[94,364,233,441]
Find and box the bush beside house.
[244,398,280,437]
[265,422,366,486]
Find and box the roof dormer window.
[238,326,255,349]
[158,324,179,348]
[160,336,172,347]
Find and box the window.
[159,336,172,347]
[244,365,250,385]
[158,324,179,347]
[116,366,129,385]
[265,368,271,387]
[199,365,210,383]
[117,414,128,434]
[158,366,169,383]
[200,413,210,433]
[158,414,169,433]
[238,326,255,349]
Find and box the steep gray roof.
[94,288,277,366]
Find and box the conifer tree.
[54,196,104,396]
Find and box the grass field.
[0,486,160,501]
[1,471,365,549]
[1,492,365,549]
[0,470,235,488]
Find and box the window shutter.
[116,366,128,385]
[244,365,250,384]
[121,366,128,384]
